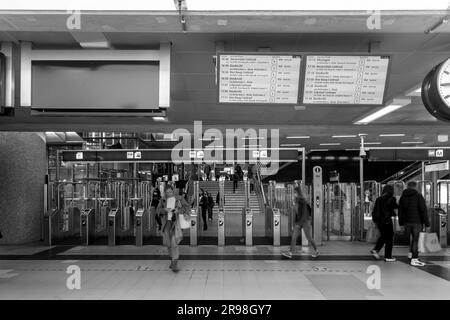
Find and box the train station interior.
[0,1,450,301]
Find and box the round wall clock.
[422,57,450,121]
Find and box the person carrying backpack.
[282,186,319,258]
[398,181,430,266]
[370,185,398,262]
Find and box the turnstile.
[241,208,253,246]
[431,206,447,247]
[108,209,121,246]
[272,208,281,246]
[135,209,144,247]
[43,209,60,246]
[80,209,95,245]
[218,208,225,246]
[190,208,198,246]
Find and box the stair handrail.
[380,161,422,184]
[256,165,268,206]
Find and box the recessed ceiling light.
[286,136,310,139]
[217,19,228,26]
[438,134,449,142]
[379,134,405,137]
[310,149,329,152]
[79,41,110,49]
[152,116,168,122]
[320,143,341,146]
[280,143,302,147]
[354,99,411,125]
[364,142,382,145]
[332,135,357,138]
[155,17,168,23]
[199,137,221,141]
[401,141,424,144]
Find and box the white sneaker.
[410,258,425,267]
[407,252,412,259]
[281,251,293,259]
[385,258,396,262]
[311,250,319,258]
[370,250,381,260]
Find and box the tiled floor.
[0,241,449,300]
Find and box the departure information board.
[218,53,301,104]
[302,55,389,105]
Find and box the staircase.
[199,181,261,215]
[197,180,264,237]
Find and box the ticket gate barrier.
[218,209,225,246]
[242,208,253,246]
[135,209,144,247]
[108,209,121,246]
[431,207,447,247]
[272,208,281,247]
[189,208,198,246]
[43,209,60,246]
[80,209,95,245]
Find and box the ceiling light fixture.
[332,135,357,138]
[379,134,405,137]
[401,141,424,144]
[320,143,341,146]
[152,116,168,122]
[280,143,302,147]
[286,136,310,139]
[310,149,329,152]
[354,98,411,125]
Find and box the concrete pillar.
[0,132,47,244]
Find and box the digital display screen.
[218,53,301,104]
[302,55,389,105]
[31,61,160,110]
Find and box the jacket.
[398,189,430,227]
[156,195,190,229]
[151,188,161,207]
[294,198,311,226]
[372,194,397,224]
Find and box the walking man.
[398,181,430,266]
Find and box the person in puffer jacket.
[398,181,430,267]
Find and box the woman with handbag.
[156,184,190,272]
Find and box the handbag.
[174,220,183,245]
[418,232,442,253]
[366,222,381,243]
[178,213,191,229]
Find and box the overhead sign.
[218,53,302,104]
[425,161,449,172]
[370,149,450,161]
[302,55,389,105]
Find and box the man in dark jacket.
[199,191,209,231]
[398,181,430,266]
[207,192,214,222]
[370,185,398,262]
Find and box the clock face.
[437,58,450,107]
